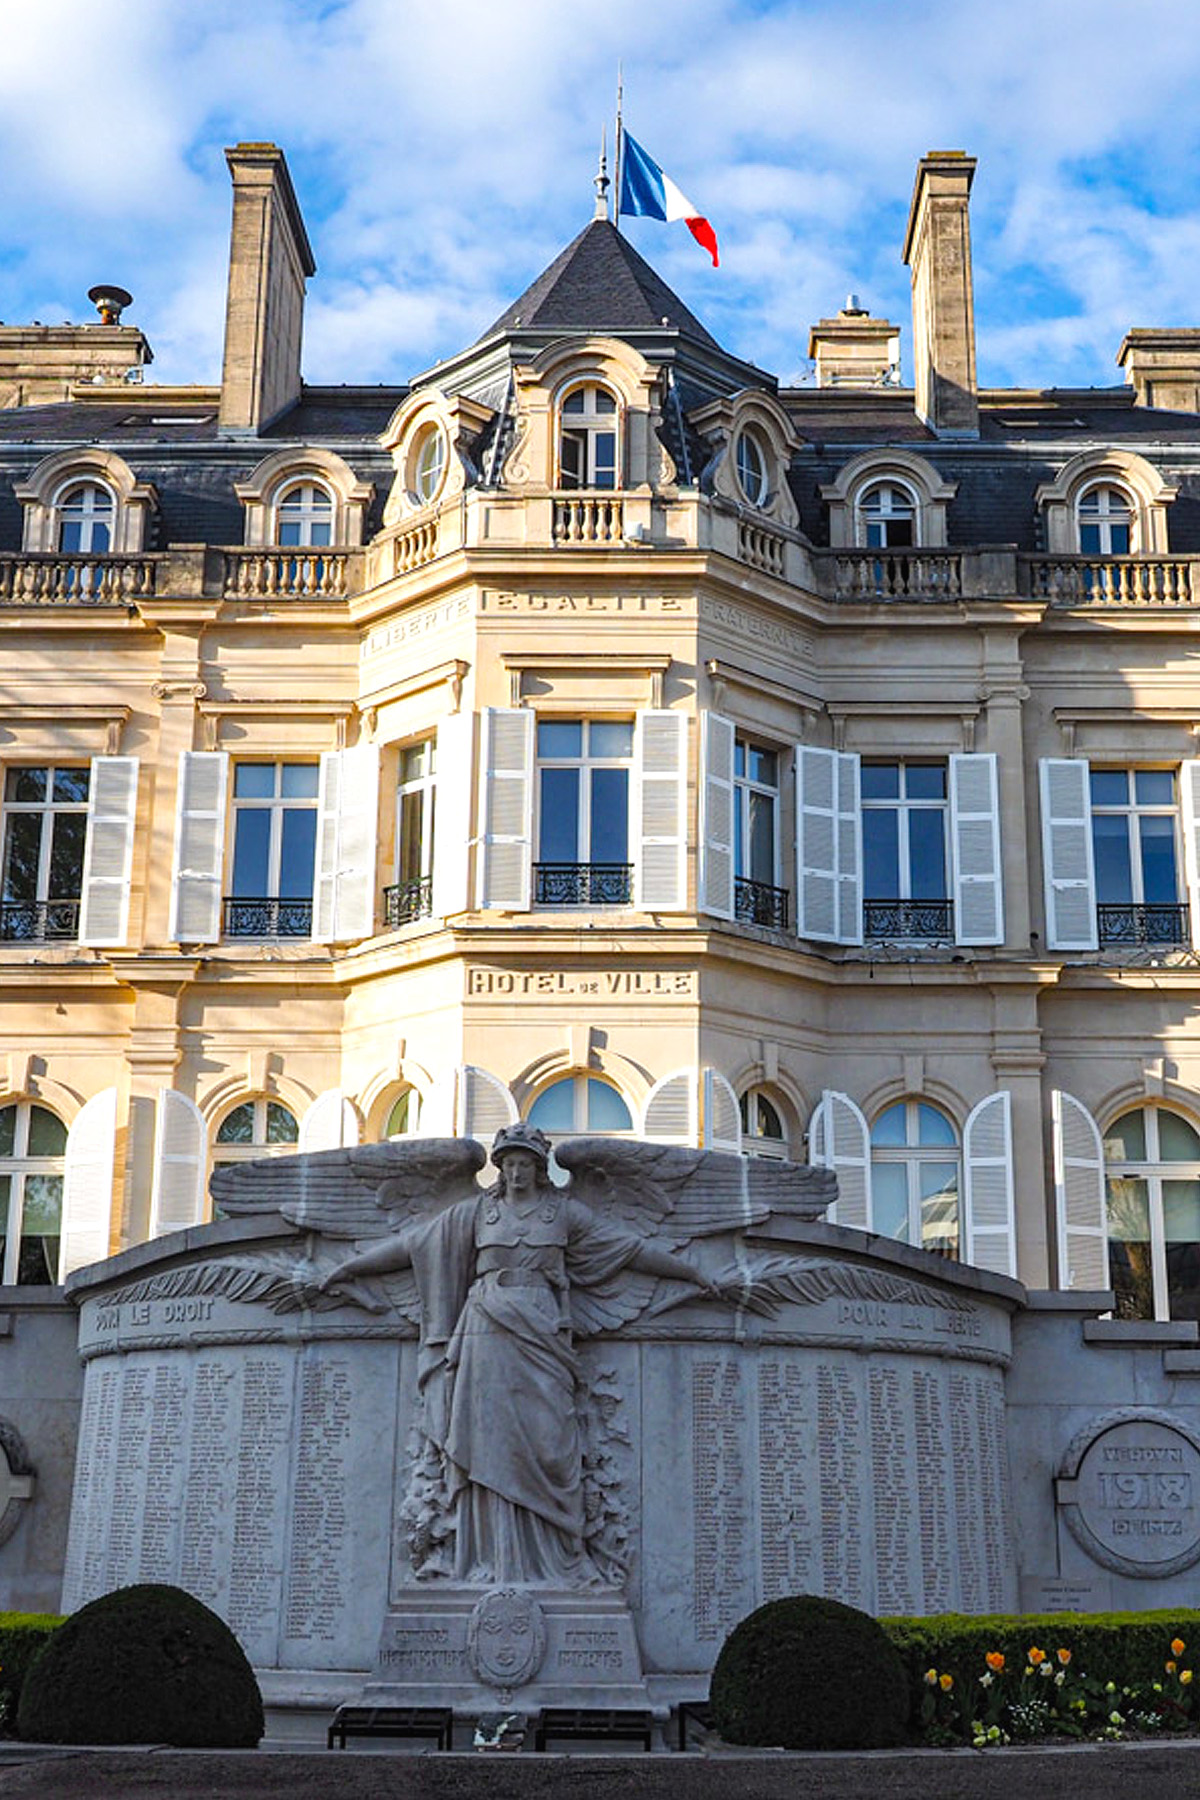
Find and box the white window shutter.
[962,1090,1016,1277]
[703,1068,742,1152]
[796,748,862,944]
[59,1088,118,1278]
[699,712,735,920]
[169,751,229,943]
[640,1068,700,1145]
[809,1089,871,1228]
[1180,760,1200,953]
[459,1066,518,1139]
[313,745,380,942]
[78,756,139,947]
[633,710,688,911]
[432,713,474,918]
[299,1089,360,1152]
[1052,1089,1110,1290]
[419,1070,457,1136]
[1039,758,1097,950]
[148,1089,207,1238]
[950,752,1004,946]
[478,708,533,910]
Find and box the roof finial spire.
[594,124,610,221]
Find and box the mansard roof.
[482,219,720,350]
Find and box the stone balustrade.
[221,548,356,598]
[0,551,160,604]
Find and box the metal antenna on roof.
[594,125,610,221]
[614,64,625,235]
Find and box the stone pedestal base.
[364,1584,651,1712]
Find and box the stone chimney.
[218,143,315,435]
[1117,330,1200,413]
[902,151,978,437]
[807,298,900,389]
[0,286,152,409]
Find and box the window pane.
[905,765,946,800]
[560,431,585,487]
[537,721,582,758]
[281,764,319,800]
[266,1102,299,1144]
[234,764,275,800]
[539,768,579,862]
[0,1172,9,1275]
[48,812,87,899]
[749,748,777,786]
[2,814,42,903]
[1159,1112,1200,1162]
[528,1080,576,1131]
[589,768,628,863]
[562,391,585,414]
[586,1080,632,1131]
[232,810,271,895]
[18,1172,62,1286]
[279,808,317,896]
[52,769,89,805]
[920,1166,959,1257]
[917,1105,956,1147]
[6,769,46,804]
[593,389,616,414]
[1092,814,1133,903]
[0,1109,15,1158]
[217,1103,255,1144]
[1107,1176,1153,1319]
[1139,815,1178,904]
[863,809,899,898]
[1109,523,1131,554]
[1105,1109,1146,1162]
[1089,769,1128,806]
[589,721,632,759]
[908,809,946,899]
[1135,770,1174,806]
[746,790,775,884]
[871,1103,906,1146]
[400,743,429,784]
[861,763,900,801]
[398,790,426,884]
[873,1162,909,1239]
[385,1092,413,1137]
[27,1106,66,1156]
[593,432,617,488]
[1165,1181,1200,1320]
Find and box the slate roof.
[482,220,720,350]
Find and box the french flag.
[618,130,719,268]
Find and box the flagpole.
[613,63,624,232]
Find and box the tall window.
[275,483,334,547]
[387,740,436,927]
[1104,1106,1200,1321]
[56,482,114,553]
[213,1099,299,1164]
[226,763,318,937]
[858,482,915,548]
[870,1100,960,1258]
[559,385,618,489]
[861,762,950,940]
[734,742,785,926]
[1078,484,1133,555]
[528,1075,633,1138]
[1090,768,1184,945]
[740,1088,788,1161]
[0,766,90,941]
[535,719,632,905]
[0,1103,66,1284]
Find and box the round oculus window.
[412,425,447,505]
[735,429,769,506]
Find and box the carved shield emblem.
[466,1587,547,1689]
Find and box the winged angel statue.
[211,1121,845,1587]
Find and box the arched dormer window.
[820,450,956,549]
[858,480,916,549]
[1036,449,1177,555]
[558,383,619,489]
[16,449,156,553]
[235,448,373,548]
[1077,482,1134,555]
[274,481,334,548]
[57,481,116,553]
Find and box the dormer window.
[412,425,447,506]
[57,483,115,553]
[859,481,915,548]
[275,482,334,548]
[735,428,769,507]
[559,384,618,489]
[1077,483,1133,555]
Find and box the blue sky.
[3,0,1200,392]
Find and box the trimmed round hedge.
[17,1584,263,1747]
[710,1594,909,1750]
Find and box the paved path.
[1,1744,1200,1799]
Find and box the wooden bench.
[326,1704,454,1751]
[533,1706,654,1752]
[674,1699,714,1751]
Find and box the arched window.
[735,428,769,507]
[384,1088,422,1138]
[1104,1105,1200,1321]
[0,1102,66,1284]
[739,1087,788,1161]
[527,1075,633,1138]
[274,482,334,547]
[558,384,619,490]
[870,1099,960,1258]
[1077,483,1133,555]
[56,482,115,553]
[213,1098,299,1164]
[858,481,916,548]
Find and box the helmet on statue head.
[491,1121,552,1167]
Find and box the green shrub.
[0,1615,64,1730]
[710,1594,909,1750]
[17,1584,263,1747]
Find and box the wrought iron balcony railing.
[223,897,313,938]
[0,899,81,941]
[384,877,433,928]
[734,877,789,929]
[534,863,632,905]
[1097,903,1190,947]
[863,898,955,941]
